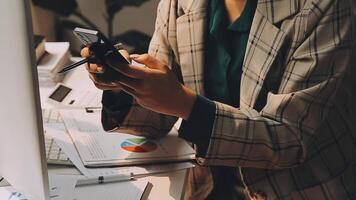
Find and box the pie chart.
[121,138,158,153]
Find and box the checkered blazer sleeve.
[198,0,355,169]
[103,0,178,138]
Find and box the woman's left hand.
[110,54,197,120]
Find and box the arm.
[194,0,355,169]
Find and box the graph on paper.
[60,109,196,167]
[120,138,158,153]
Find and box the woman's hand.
[80,47,130,92]
[113,54,197,120]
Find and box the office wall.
[76,0,159,36]
[32,0,159,52]
[31,3,56,41]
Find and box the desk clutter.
[43,110,195,178]
[0,40,195,200]
[40,102,194,200]
[36,38,71,87]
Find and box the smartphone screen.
[73,29,99,45]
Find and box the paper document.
[0,175,77,200]
[0,177,149,200]
[89,162,195,178]
[60,110,195,167]
[61,110,195,167]
[37,42,70,86]
[60,109,102,133]
[0,187,31,200]
[45,124,194,178]
[74,179,150,200]
[48,174,78,200]
[72,133,195,167]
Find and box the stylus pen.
[76,173,133,186]
[58,57,91,73]
[58,44,124,74]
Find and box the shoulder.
[295,0,354,20]
[257,0,353,25]
[156,0,207,18]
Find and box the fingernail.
[97,67,103,73]
[130,54,140,59]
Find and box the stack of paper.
[59,110,196,167]
[34,35,46,62]
[44,113,195,178]
[37,42,71,86]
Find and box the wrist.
[178,86,197,120]
[110,89,122,93]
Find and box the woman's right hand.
[80,47,130,92]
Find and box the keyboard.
[42,109,73,166]
[42,108,63,123]
[45,135,73,166]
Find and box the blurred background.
[31,0,159,55]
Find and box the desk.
[0,57,188,200]
[46,166,187,200]
[0,170,187,200]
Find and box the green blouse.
[179,0,257,155]
[205,0,256,106]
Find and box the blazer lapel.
[175,0,299,103]
[176,0,208,95]
[257,0,300,24]
[240,0,299,109]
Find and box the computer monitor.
[0,1,49,200]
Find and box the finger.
[106,59,149,79]
[87,63,104,74]
[118,75,142,91]
[94,83,121,91]
[80,47,91,58]
[89,73,118,87]
[123,64,150,79]
[114,43,131,63]
[92,78,120,89]
[130,54,155,66]
[130,54,166,70]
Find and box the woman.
[81,0,356,199]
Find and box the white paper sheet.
[0,175,77,200]
[73,179,149,200]
[0,186,30,200]
[48,174,78,200]
[44,124,194,178]
[59,110,195,167]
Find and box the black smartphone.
[73,27,130,82]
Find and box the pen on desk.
[76,173,133,186]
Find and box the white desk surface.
[1,169,187,200]
[0,57,188,200]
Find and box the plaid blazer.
[103,0,356,199]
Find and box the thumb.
[130,54,167,71]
